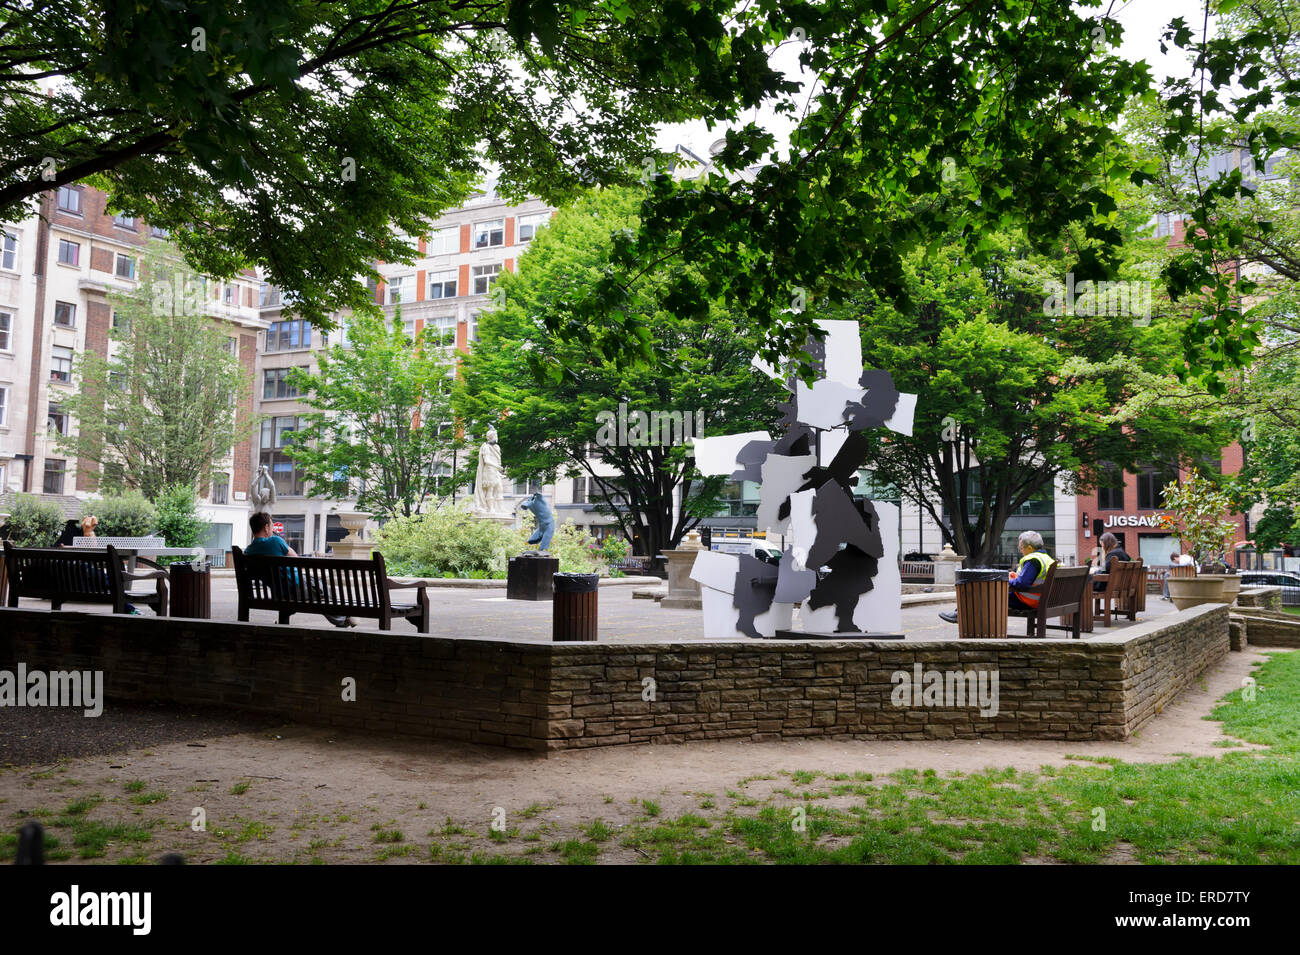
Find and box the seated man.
[244,512,356,628]
[939,531,1056,623]
[1089,532,1131,592]
[1162,549,1194,600]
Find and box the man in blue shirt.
[245,512,355,627]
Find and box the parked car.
[1238,571,1300,606]
[710,537,783,565]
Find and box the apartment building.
[0,185,264,549]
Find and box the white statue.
[250,463,276,511]
[474,427,506,516]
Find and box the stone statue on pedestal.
[473,427,506,517]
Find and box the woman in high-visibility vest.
[939,531,1055,623]
[1009,531,1056,609]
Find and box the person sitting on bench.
[939,531,1056,623]
[1089,532,1131,592]
[244,512,356,628]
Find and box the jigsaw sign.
[689,320,916,639]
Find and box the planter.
[1167,575,1226,611]
[1198,573,1241,605]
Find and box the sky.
[654,0,1214,161]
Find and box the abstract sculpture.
[689,319,917,639]
[519,492,555,552]
[249,463,276,512]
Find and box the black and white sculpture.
[689,320,916,639]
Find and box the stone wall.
[0,603,1230,753]
[1238,586,1282,611]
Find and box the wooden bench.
[231,546,431,632]
[1093,559,1143,627]
[3,541,169,615]
[1008,565,1091,639]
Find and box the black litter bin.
[553,573,599,641]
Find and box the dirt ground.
[0,649,1272,864]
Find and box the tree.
[456,186,784,555]
[285,309,460,519]
[0,0,791,325]
[553,2,1299,382]
[56,243,253,500]
[834,231,1229,566]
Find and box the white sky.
[655,0,1212,160]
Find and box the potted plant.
[1158,473,1239,608]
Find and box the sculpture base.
[331,539,373,561]
[772,629,906,641]
[473,511,515,526]
[660,595,702,610]
[507,555,560,600]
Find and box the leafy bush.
[155,484,209,549]
[374,502,525,578]
[86,491,157,538]
[3,493,66,546]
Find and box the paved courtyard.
[7,574,1180,643]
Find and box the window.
[0,310,11,350]
[47,403,68,436]
[517,213,548,243]
[428,269,457,299]
[223,283,236,305]
[57,239,79,266]
[260,416,304,495]
[223,337,238,356]
[1137,464,1179,510]
[263,367,305,400]
[1097,463,1124,510]
[265,319,311,351]
[512,478,542,496]
[211,478,229,505]
[50,345,73,382]
[258,283,269,307]
[115,253,136,279]
[56,187,81,214]
[473,219,504,248]
[427,228,458,255]
[150,225,169,238]
[113,214,135,229]
[572,476,588,504]
[54,301,76,327]
[387,274,413,304]
[0,385,7,426]
[472,263,501,295]
[427,315,456,346]
[1,230,16,270]
[468,311,481,344]
[42,459,66,495]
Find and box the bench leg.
[417,589,430,634]
[278,609,291,625]
[238,604,249,623]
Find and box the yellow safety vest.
[1014,551,1056,607]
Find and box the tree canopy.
[456,186,784,555]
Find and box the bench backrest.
[232,546,390,613]
[2,541,125,601]
[1168,563,1197,579]
[1105,559,1143,596]
[1041,565,1090,617]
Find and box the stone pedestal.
[933,543,964,587]
[660,530,705,610]
[331,511,373,561]
[507,555,559,600]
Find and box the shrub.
[374,502,525,578]
[154,484,209,549]
[3,493,66,546]
[87,491,157,538]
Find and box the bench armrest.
[386,578,432,589]
[123,568,168,581]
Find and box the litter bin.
[169,561,211,619]
[954,568,1009,639]
[553,573,599,641]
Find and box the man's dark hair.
[249,512,272,535]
